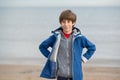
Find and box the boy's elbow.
[91,44,96,53]
[39,43,44,52]
[93,44,96,51]
[39,44,42,51]
[89,44,96,52]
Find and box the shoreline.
[0,64,120,80]
[0,58,120,67]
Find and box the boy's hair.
[59,10,76,23]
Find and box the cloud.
[0,0,120,7]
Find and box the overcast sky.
[0,0,120,7]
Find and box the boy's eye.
[62,20,66,23]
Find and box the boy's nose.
[64,22,68,25]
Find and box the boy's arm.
[39,35,55,58]
[81,36,96,63]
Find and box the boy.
[39,10,96,80]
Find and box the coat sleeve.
[39,35,56,58]
[81,36,96,63]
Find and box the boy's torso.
[57,31,73,78]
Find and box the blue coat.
[39,27,96,80]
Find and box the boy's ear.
[72,22,75,26]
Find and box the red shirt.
[63,31,71,39]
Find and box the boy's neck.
[63,30,72,34]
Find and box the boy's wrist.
[82,56,88,63]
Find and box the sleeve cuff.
[82,56,88,63]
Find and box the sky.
[0,0,120,7]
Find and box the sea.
[0,7,120,67]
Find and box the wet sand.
[0,64,120,80]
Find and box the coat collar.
[51,26,81,37]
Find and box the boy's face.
[61,19,75,34]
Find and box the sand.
[0,64,120,80]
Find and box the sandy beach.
[0,64,120,80]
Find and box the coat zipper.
[66,39,70,78]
